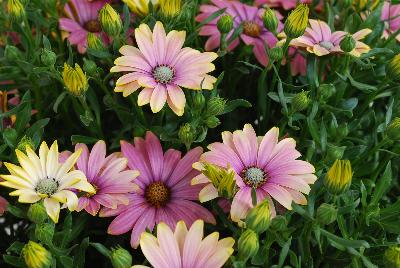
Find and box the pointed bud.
[40,49,56,67]
[246,199,271,234]
[263,8,278,34]
[325,159,352,194]
[340,34,356,53]
[62,63,88,96]
[7,0,26,23]
[35,223,55,245]
[110,246,132,268]
[316,203,337,225]
[178,123,196,149]
[4,45,22,61]
[22,241,52,268]
[268,46,283,62]
[238,229,259,261]
[270,215,287,231]
[201,163,236,199]
[83,58,98,76]
[204,116,221,128]
[284,4,309,38]
[17,136,35,153]
[385,117,400,141]
[27,203,48,224]
[384,246,400,268]
[159,0,181,17]
[87,33,105,50]
[99,4,123,37]
[122,0,153,16]
[291,90,310,112]
[193,92,206,112]
[206,97,226,117]
[387,54,400,81]
[318,83,336,101]
[217,14,234,34]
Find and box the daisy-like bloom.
[101,132,215,248]
[192,124,316,222]
[381,1,400,42]
[0,195,8,215]
[290,19,346,56]
[0,141,95,223]
[196,0,281,66]
[132,220,234,268]
[59,0,110,54]
[110,21,217,116]
[60,141,139,216]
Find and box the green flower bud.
[316,203,337,225]
[238,229,259,261]
[387,54,400,81]
[110,246,132,268]
[337,124,349,139]
[83,58,98,76]
[268,46,283,62]
[325,159,352,194]
[270,215,287,231]
[178,123,196,149]
[318,83,336,101]
[325,144,346,164]
[263,7,278,34]
[204,116,221,128]
[17,136,35,153]
[217,14,234,34]
[291,90,310,112]
[384,246,400,268]
[35,223,55,245]
[201,163,236,200]
[193,92,206,112]
[27,203,48,224]
[87,33,105,50]
[7,0,26,22]
[246,199,271,234]
[284,4,309,38]
[22,241,52,268]
[5,45,22,61]
[206,97,226,117]
[386,117,400,141]
[62,63,88,97]
[340,34,356,53]
[40,49,56,67]
[159,0,181,17]
[99,4,123,37]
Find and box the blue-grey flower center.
[241,167,267,188]
[35,178,59,196]
[153,65,174,84]
[319,41,334,50]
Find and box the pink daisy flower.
[61,140,139,216]
[192,124,316,222]
[132,220,234,268]
[196,0,281,66]
[110,21,218,116]
[101,132,215,248]
[381,1,400,42]
[59,0,110,54]
[0,195,8,216]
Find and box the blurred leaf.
[222,99,252,114]
[320,229,370,249]
[370,161,392,205]
[90,243,111,258]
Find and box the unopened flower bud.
[217,15,233,34]
[268,46,283,62]
[99,4,123,37]
[284,4,309,38]
[206,97,226,117]
[291,90,310,112]
[246,199,271,234]
[263,8,278,34]
[178,123,196,149]
[159,0,181,17]
[40,49,56,67]
[83,58,98,76]
[27,203,48,224]
[122,0,155,17]
[325,159,352,194]
[238,229,259,261]
[87,33,105,50]
[193,92,206,112]
[22,241,52,268]
[204,116,220,128]
[316,203,337,225]
[387,54,400,81]
[340,34,356,53]
[7,0,25,22]
[200,163,236,200]
[384,246,400,268]
[270,215,287,231]
[62,63,88,96]
[5,45,21,61]
[35,223,55,245]
[337,124,349,139]
[110,246,132,268]
[318,83,336,101]
[386,117,400,141]
[17,136,35,153]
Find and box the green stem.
[211,200,238,233]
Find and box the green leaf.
[370,161,392,205]
[74,237,90,268]
[6,204,27,219]
[90,243,111,258]
[222,99,252,115]
[26,118,50,138]
[2,255,25,267]
[278,237,292,268]
[3,128,18,148]
[59,256,74,268]
[71,135,100,145]
[320,229,370,249]
[6,242,25,254]
[53,92,68,113]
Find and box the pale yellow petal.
[15,150,39,184]
[44,197,61,223]
[46,141,59,179]
[55,149,82,180]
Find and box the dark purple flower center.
[145,182,170,207]
[84,19,102,33]
[241,167,268,188]
[243,20,261,38]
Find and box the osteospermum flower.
[132,220,234,268]
[192,124,316,222]
[61,141,139,216]
[381,1,400,42]
[0,195,7,215]
[196,0,281,66]
[101,132,215,248]
[59,0,110,53]
[111,21,217,116]
[0,141,95,223]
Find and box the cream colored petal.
[174,220,188,254]
[56,149,82,180]
[58,170,86,190]
[52,190,78,211]
[39,141,49,177]
[9,189,41,203]
[46,141,59,179]
[0,175,34,189]
[71,179,96,194]
[4,162,32,183]
[25,147,44,179]
[199,184,218,203]
[15,150,39,184]
[44,197,61,223]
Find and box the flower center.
[241,167,267,188]
[35,178,59,196]
[319,41,334,50]
[84,19,101,33]
[145,182,170,208]
[152,65,175,84]
[243,21,261,37]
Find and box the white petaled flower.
[0,141,95,223]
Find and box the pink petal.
[167,147,203,187]
[150,84,167,113]
[145,132,164,181]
